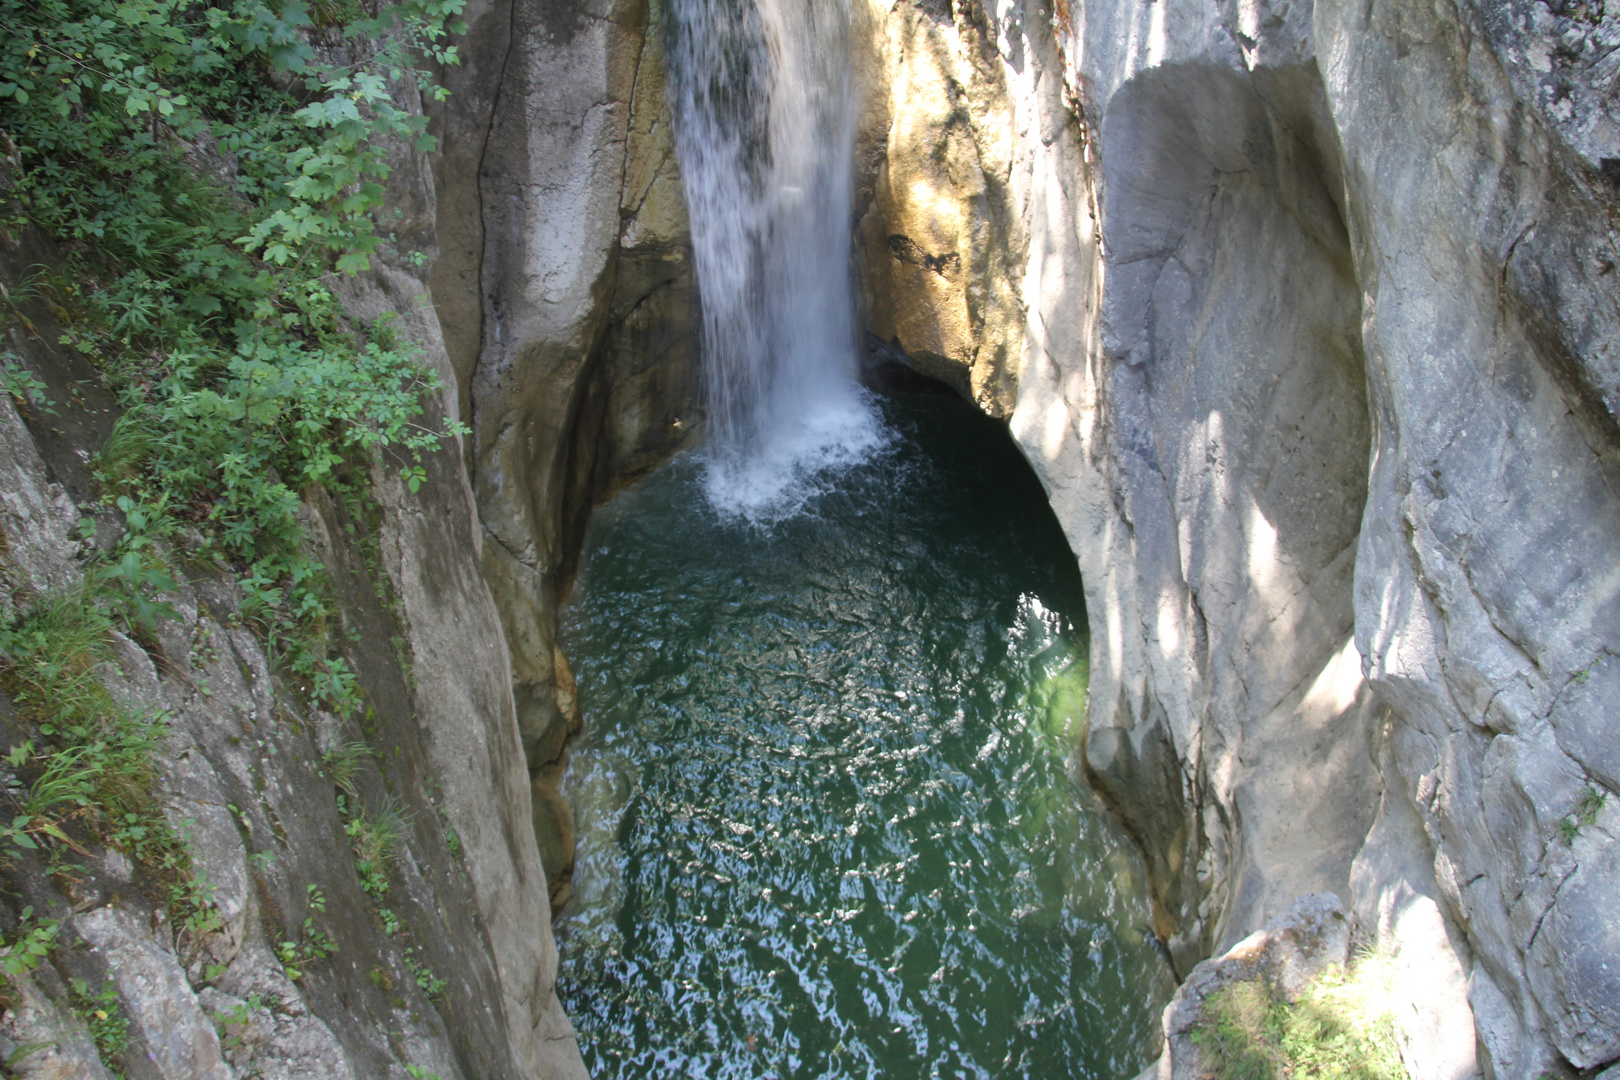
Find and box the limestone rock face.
[855,0,1028,416]
[429,0,701,906]
[0,227,589,1078]
[864,0,1620,1076]
[1316,1,1620,1070]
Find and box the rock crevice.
[429,0,702,912]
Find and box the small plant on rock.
[277,919,336,983]
[347,796,409,898]
[1193,952,1407,1080]
[403,945,445,1001]
[69,976,129,1070]
[0,907,58,982]
[1558,784,1609,844]
[322,741,374,799]
[0,354,53,414]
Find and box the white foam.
[700,384,889,525]
[669,0,881,526]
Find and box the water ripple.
[557,394,1174,1080]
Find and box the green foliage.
[69,976,130,1071]
[1558,784,1608,843]
[275,883,334,980]
[212,991,264,1050]
[0,0,467,1032]
[0,354,53,413]
[94,550,179,632]
[1194,960,1407,1080]
[276,912,335,982]
[0,0,464,273]
[0,0,469,718]
[403,944,443,999]
[0,588,168,866]
[0,907,59,980]
[0,585,218,939]
[0,586,121,735]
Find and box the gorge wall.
[0,137,593,1078]
[428,0,703,914]
[5,0,1618,1078]
[356,0,1620,1074]
[856,1,1620,1078]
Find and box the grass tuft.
[347,794,410,897]
[321,740,374,800]
[1194,951,1407,1080]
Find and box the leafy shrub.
[0,0,469,716]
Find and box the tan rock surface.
[856,0,1026,416]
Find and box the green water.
[555,391,1173,1080]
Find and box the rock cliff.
[0,0,695,1072]
[859,1,1620,1077]
[0,192,592,1079]
[428,0,702,913]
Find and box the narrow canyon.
[0,1,1616,1078]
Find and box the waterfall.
[666,0,886,522]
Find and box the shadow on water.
[555,387,1175,1080]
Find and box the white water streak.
[667,0,886,523]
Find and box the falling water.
[666,0,886,521]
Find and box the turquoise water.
[555,390,1173,1080]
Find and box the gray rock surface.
[859,0,1620,1076]
[429,0,701,905]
